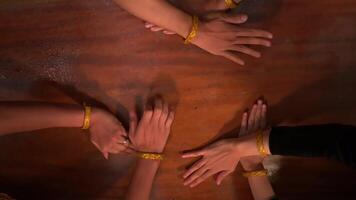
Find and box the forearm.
[0,102,83,135]
[113,0,192,37]
[126,159,161,200]
[242,162,276,200]
[248,176,276,200]
[269,124,356,166]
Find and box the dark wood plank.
[1,0,356,199]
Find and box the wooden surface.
[1,0,356,199]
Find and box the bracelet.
[242,169,268,178]
[139,153,164,160]
[82,103,91,130]
[256,130,268,157]
[225,0,237,9]
[184,15,199,44]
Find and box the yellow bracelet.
[139,153,164,160]
[256,130,268,157]
[225,0,238,9]
[82,104,91,130]
[184,15,199,44]
[242,169,268,178]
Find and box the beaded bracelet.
[139,153,164,160]
[256,130,268,157]
[225,0,237,8]
[184,15,199,44]
[242,169,268,178]
[82,103,91,130]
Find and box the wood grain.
[1,0,356,199]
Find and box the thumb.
[215,170,231,185]
[221,13,248,24]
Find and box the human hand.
[143,0,244,34]
[182,138,241,187]
[129,99,175,153]
[90,108,131,159]
[239,100,267,172]
[191,13,273,65]
[181,100,268,187]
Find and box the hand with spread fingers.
[129,99,175,153]
[90,108,132,159]
[182,100,267,187]
[145,12,272,65]
[191,13,273,65]
[216,100,267,185]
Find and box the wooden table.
[1,0,356,199]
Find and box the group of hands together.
[88,98,268,187]
[145,0,273,65]
[87,0,272,187]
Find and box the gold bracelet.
[139,153,164,160]
[256,130,268,157]
[225,0,237,9]
[184,15,199,44]
[242,169,268,178]
[82,103,91,130]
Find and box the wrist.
[241,159,265,172]
[175,13,193,38]
[141,147,165,154]
[90,107,106,126]
[235,134,259,157]
[50,104,84,128]
[236,129,272,157]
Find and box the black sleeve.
[269,124,356,167]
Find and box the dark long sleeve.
[269,124,356,167]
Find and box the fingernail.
[241,15,248,21]
[269,34,273,39]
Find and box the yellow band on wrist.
[139,153,164,160]
[82,104,91,130]
[256,130,268,157]
[243,169,268,178]
[225,0,238,8]
[184,15,199,44]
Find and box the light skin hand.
[239,100,267,173]
[129,99,175,153]
[144,0,244,34]
[126,99,175,200]
[146,12,272,65]
[90,108,132,159]
[191,13,273,65]
[182,138,241,187]
[181,100,267,187]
